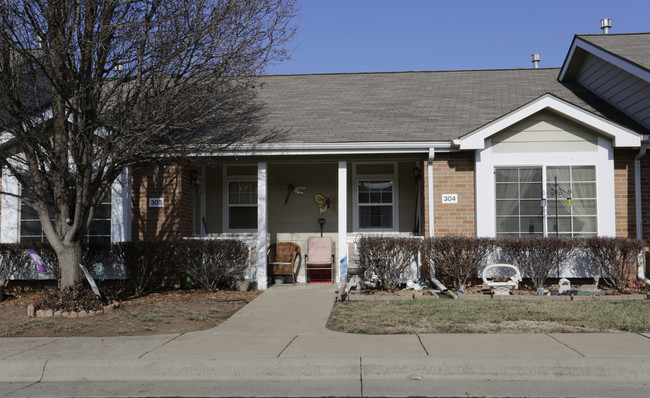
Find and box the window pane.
[21,220,43,236]
[359,206,392,228]
[495,183,518,199]
[495,200,518,216]
[520,168,542,182]
[547,199,571,216]
[496,217,519,233]
[521,183,542,199]
[88,220,111,236]
[520,217,543,234]
[520,200,543,216]
[573,183,596,198]
[573,216,597,233]
[21,206,39,220]
[495,169,518,183]
[573,199,597,215]
[94,203,111,219]
[547,166,570,182]
[229,207,257,230]
[572,166,596,181]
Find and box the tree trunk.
[57,241,83,289]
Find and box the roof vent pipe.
[531,53,540,68]
[600,18,612,34]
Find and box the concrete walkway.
[1,284,650,397]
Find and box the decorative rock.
[69,312,78,319]
[88,310,95,316]
[54,310,62,317]
[36,309,44,317]
[61,311,69,318]
[27,304,35,317]
[103,304,115,313]
[78,310,88,318]
[44,309,53,318]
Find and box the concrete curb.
[2,355,648,383]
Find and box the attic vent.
[600,18,612,34]
[531,53,540,68]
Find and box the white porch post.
[427,149,435,237]
[111,167,132,243]
[1,169,20,243]
[257,162,268,290]
[337,161,348,285]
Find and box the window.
[354,163,397,231]
[19,195,112,244]
[546,166,597,237]
[495,167,543,237]
[495,166,597,237]
[227,180,257,230]
[358,180,394,229]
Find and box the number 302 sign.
[441,194,458,204]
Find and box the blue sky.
[267,0,650,75]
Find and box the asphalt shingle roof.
[256,68,646,144]
[577,33,650,73]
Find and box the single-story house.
[2,30,650,289]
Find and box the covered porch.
[190,156,428,289]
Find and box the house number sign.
[442,194,458,204]
[149,198,165,207]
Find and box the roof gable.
[560,33,650,83]
[454,94,641,150]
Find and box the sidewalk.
[1,284,650,397]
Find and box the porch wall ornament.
[315,194,336,213]
[284,184,306,204]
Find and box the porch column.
[337,161,347,285]
[257,162,268,290]
[427,148,435,237]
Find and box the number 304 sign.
[442,194,458,204]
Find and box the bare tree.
[0,0,297,289]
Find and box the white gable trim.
[559,37,650,84]
[454,94,641,150]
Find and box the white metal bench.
[482,264,522,295]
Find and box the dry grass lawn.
[328,299,650,334]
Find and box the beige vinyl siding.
[577,53,650,129]
[204,165,223,234]
[492,111,598,153]
[398,161,417,231]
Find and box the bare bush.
[181,240,249,291]
[425,237,495,290]
[115,242,180,295]
[498,237,574,291]
[583,237,643,292]
[356,236,422,291]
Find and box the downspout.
[426,148,453,296]
[635,140,650,286]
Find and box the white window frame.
[223,164,258,233]
[476,136,614,237]
[1,167,131,244]
[494,165,598,237]
[352,162,399,232]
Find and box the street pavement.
[1,283,649,397]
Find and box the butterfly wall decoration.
[315,194,336,213]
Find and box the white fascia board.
[560,38,650,84]
[456,94,641,150]
[188,141,452,157]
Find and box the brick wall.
[131,163,194,241]
[427,152,475,237]
[614,149,636,238]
